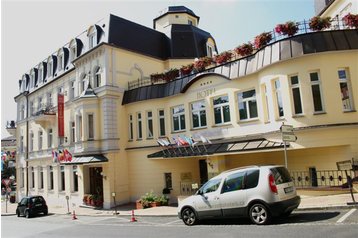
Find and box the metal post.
[345,170,356,204]
[283,141,288,169]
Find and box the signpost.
[280,123,297,168]
[336,160,357,205]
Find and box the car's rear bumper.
[268,196,301,216]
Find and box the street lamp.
[22,90,29,196]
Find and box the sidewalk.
[2,193,357,217]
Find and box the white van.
[178,165,300,225]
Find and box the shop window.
[147,111,153,139]
[273,79,284,118]
[172,105,186,132]
[338,68,354,111]
[310,72,325,113]
[137,113,142,139]
[290,75,303,115]
[238,89,258,120]
[158,109,166,136]
[213,95,230,125]
[60,166,65,191]
[191,100,207,128]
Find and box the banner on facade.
[58,94,64,137]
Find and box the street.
[2,209,358,238]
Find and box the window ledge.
[275,117,286,122]
[212,123,232,128]
[171,130,186,134]
[343,110,356,113]
[190,126,208,131]
[136,139,143,141]
[313,111,326,115]
[292,114,305,118]
[146,138,154,140]
[237,118,260,124]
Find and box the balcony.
[33,103,56,125]
[123,18,358,105]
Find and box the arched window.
[38,63,44,85]
[79,73,87,94]
[30,69,36,89]
[94,67,101,88]
[87,25,103,50]
[69,38,83,61]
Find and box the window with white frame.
[238,89,258,120]
[70,46,76,62]
[71,121,75,143]
[39,167,44,189]
[47,60,53,78]
[38,66,43,84]
[137,113,142,139]
[70,80,75,99]
[310,72,325,113]
[81,74,87,93]
[38,130,43,150]
[273,80,284,118]
[20,135,24,153]
[77,115,83,141]
[191,100,207,128]
[29,131,34,152]
[128,115,133,140]
[47,92,52,107]
[48,128,53,148]
[261,84,270,122]
[58,54,63,71]
[31,167,35,189]
[30,71,36,88]
[48,166,54,190]
[172,105,186,132]
[59,166,65,191]
[147,111,153,139]
[72,166,78,192]
[338,68,354,111]
[89,33,96,49]
[20,168,25,188]
[207,43,215,57]
[94,67,101,88]
[38,96,43,111]
[29,101,34,116]
[290,75,303,115]
[20,104,25,120]
[158,110,165,137]
[213,95,231,125]
[88,114,94,140]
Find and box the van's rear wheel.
[25,210,31,219]
[181,208,197,226]
[249,204,270,225]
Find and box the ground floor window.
[73,166,78,192]
[49,166,54,190]
[60,166,65,191]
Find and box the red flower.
[254,32,272,49]
[309,16,331,31]
[275,21,298,36]
[214,51,233,64]
[235,43,253,57]
[343,13,358,28]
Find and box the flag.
[157,139,165,146]
[58,150,65,162]
[172,137,181,146]
[64,149,72,162]
[52,150,58,163]
[200,135,212,144]
[182,135,192,146]
[178,137,189,146]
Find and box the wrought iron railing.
[127,17,354,91]
[289,170,356,188]
[33,103,56,116]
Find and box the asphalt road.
[2,209,358,238]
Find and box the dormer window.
[87,25,103,50]
[69,38,83,61]
[70,46,76,61]
[89,33,96,49]
[47,59,53,78]
[38,66,43,84]
[30,70,36,89]
[206,38,216,58]
[58,54,63,71]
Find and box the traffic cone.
[72,210,77,220]
[130,210,137,222]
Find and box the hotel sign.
[197,88,216,99]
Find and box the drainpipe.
[23,91,29,196]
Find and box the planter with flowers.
[309,16,331,31]
[163,68,179,82]
[214,51,233,64]
[180,63,194,76]
[194,56,213,72]
[275,21,299,36]
[150,72,165,83]
[235,42,254,57]
[343,13,358,29]
[254,32,272,49]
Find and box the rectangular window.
[48,61,53,78]
[164,173,172,189]
[71,121,75,143]
[70,81,75,99]
[29,132,34,152]
[38,68,43,83]
[60,166,65,191]
[147,111,153,139]
[58,55,63,71]
[238,89,258,120]
[310,72,324,113]
[38,130,43,150]
[70,47,76,61]
[191,100,207,128]
[172,105,186,132]
[274,80,284,118]
[73,166,78,192]
[20,136,24,153]
[47,92,53,107]
[39,167,44,189]
[88,114,94,140]
[213,95,231,124]
[29,101,34,116]
[38,97,43,111]
[89,34,95,49]
[137,113,142,139]
[78,115,82,141]
[338,69,354,111]
[290,75,303,115]
[49,166,54,190]
[128,115,133,140]
[262,84,270,122]
[31,167,35,189]
[158,110,166,137]
[48,128,53,148]
[20,168,25,188]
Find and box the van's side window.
[245,169,260,189]
[222,171,245,193]
[201,178,221,194]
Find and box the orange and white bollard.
[72,210,77,220]
[130,210,137,222]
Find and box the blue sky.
[1,0,314,138]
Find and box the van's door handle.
[214,197,219,200]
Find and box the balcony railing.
[127,18,354,91]
[33,103,56,117]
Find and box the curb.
[296,205,358,211]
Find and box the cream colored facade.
[14,5,358,209]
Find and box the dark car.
[16,196,48,218]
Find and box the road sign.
[282,134,297,142]
[281,125,294,133]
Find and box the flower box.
[254,32,272,49]
[180,63,194,76]
[235,43,253,57]
[214,51,233,64]
[275,21,299,36]
[150,73,165,83]
[194,56,213,72]
[309,16,331,31]
[343,13,358,28]
[163,68,179,82]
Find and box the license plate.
[35,204,42,207]
[284,186,293,193]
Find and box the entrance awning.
[62,155,108,165]
[147,138,287,158]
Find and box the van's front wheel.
[181,208,197,226]
[249,204,270,225]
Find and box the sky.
[0,0,315,139]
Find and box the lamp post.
[22,91,29,196]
